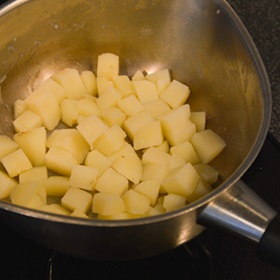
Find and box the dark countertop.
[227,0,280,141]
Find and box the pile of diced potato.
[0,53,226,220]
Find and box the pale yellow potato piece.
[132,80,158,103]
[14,99,27,119]
[134,180,160,206]
[190,112,206,132]
[52,68,88,99]
[156,79,170,94]
[71,208,90,219]
[19,166,48,183]
[25,88,61,130]
[61,187,92,213]
[97,53,119,80]
[13,109,43,133]
[146,69,171,84]
[80,70,97,96]
[84,150,112,177]
[45,147,79,176]
[45,176,70,196]
[102,107,126,127]
[154,140,170,153]
[0,135,19,159]
[13,127,46,166]
[76,115,108,148]
[191,129,226,163]
[170,141,200,165]
[92,125,126,156]
[113,75,135,97]
[0,170,18,199]
[46,128,89,163]
[39,204,71,215]
[10,181,46,209]
[142,147,170,166]
[77,97,101,118]
[96,86,122,112]
[143,99,171,119]
[147,204,166,216]
[92,192,125,216]
[186,179,213,203]
[117,95,144,117]
[1,149,32,178]
[95,167,129,196]
[110,142,142,185]
[131,70,145,81]
[160,80,190,109]
[193,163,219,185]
[162,163,200,196]
[134,120,164,150]
[60,99,79,127]
[122,189,150,215]
[96,77,115,95]
[69,165,98,191]
[168,153,185,171]
[163,193,186,212]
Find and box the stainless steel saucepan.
[0,0,279,266]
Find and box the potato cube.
[92,192,125,216]
[132,70,145,81]
[0,135,19,159]
[61,187,92,213]
[146,69,171,84]
[0,170,18,199]
[71,208,89,219]
[19,166,48,183]
[132,80,158,103]
[14,99,27,119]
[1,149,32,177]
[52,68,88,99]
[193,163,219,185]
[45,176,70,196]
[10,181,46,209]
[102,107,126,127]
[122,189,150,215]
[113,75,135,97]
[60,99,79,127]
[39,204,70,215]
[80,70,97,96]
[186,179,213,203]
[96,86,122,112]
[13,127,47,166]
[77,97,101,118]
[97,53,119,80]
[92,125,126,156]
[95,167,129,196]
[96,77,114,95]
[156,79,170,94]
[69,165,98,191]
[13,109,43,133]
[190,112,206,132]
[142,147,170,166]
[84,150,112,177]
[191,129,226,163]
[168,153,185,171]
[162,163,199,196]
[163,193,186,212]
[45,147,79,176]
[134,180,160,206]
[147,204,166,216]
[170,141,200,165]
[143,99,171,119]
[154,140,170,153]
[133,121,164,150]
[76,115,108,148]
[160,80,190,109]
[117,95,144,117]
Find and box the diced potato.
[13,109,43,133]
[46,129,89,163]
[143,99,171,119]
[13,127,47,166]
[162,163,200,196]
[71,208,90,218]
[45,176,70,196]
[76,115,108,148]
[102,107,126,127]
[97,53,119,80]
[134,180,160,206]
[0,170,18,199]
[168,153,185,171]
[52,68,88,99]
[92,192,125,216]
[186,179,213,203]
[92,125,126,156]
[84,150,112,177]
[45,147,79,176]
[96,77,115,95]
[160,80,190,109]
[110,142,142,185]
[156,79,170,94]
[0,135,19,159]
[142,147,171,166]
[132,80,158,103]
[134,121,164,150]
[190,112,206,132]
[193,163,219,185]
[14,99,27,119]
[146,69,171,84]
[122,189,150,215]
[77,97,101,118]
[60,99,79,127]
[170,141,200,165]
[117,95,144,117]
[1,149,32,177]
[132,70,145,81]
[95,167,129,196]
[163,193,186,212]
[61,187,92,213]
[19,166,48,183]
[39,204,71,215]
[10,181,46,209]
[113,75,135,97]
[147,204,166,216]
[191,129,226,163]
[69,165,98,191]
[154,140,170,153]
[96,86,122,112]
[80,70,97,96]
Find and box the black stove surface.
[1,133,280,280]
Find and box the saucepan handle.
[198,180,280,267]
